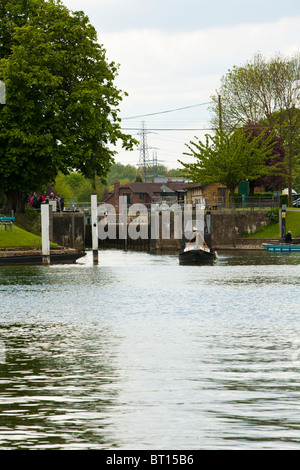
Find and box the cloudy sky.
[62,0,300,170]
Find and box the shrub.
[15,205,41,236]
[266,208,280,223]
[280,194,289,205]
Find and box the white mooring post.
[91,194,98,264]
[41,204,50,265]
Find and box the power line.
[122,127,214,131]
[122,101,214,120]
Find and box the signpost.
[91,194,98,264]
[280,204,287,240]
[41,204,50,265]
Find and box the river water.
[0,248,299,450]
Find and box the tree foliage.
[105,162,180,187]
[106,163,141,187]
[179,126,280,204]
[244,122,286,193]
[210,53,300,130]
[209,52,300,204]
[0,0,136,211]
[53,171,104,203]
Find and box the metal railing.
[63,196,281,214]
[64,202,91,212]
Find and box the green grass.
[0,224,57,248]
[245,209,300,239]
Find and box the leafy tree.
[267,107,300,194]
[294,170,300,193]
[106,163,139,187]
[179,126,279,206]
[0,0,136,212]
[146,164,181,181]
[210,53,300,204]
[105,162,182,187]
[53,171,105,203]
[244,122,287,193]
[52,172,73,201]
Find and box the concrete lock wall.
[48,209,273,253]
[149,210,272,251]
[51,212,85,251]
[209,210,271,248]
[90,209,273,252]
[97,211,182,253]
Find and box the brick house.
[184,182,229,209]
[103,179,187,212]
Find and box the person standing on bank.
[284,231,292,243]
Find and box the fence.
[64,196,281,214]
[230,196,281,210]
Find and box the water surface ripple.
[0,249,299,449]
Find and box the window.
[123,193,131,204]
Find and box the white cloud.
[63,0,300,34]
[60,1,300,168]
[101,17,300,111]
[99,16,300,168]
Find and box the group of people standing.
[30,192,65,211]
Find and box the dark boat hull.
[179,248,215,265]
[0,251,86,265]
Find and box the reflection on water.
[218,249,300,266]
[0,248,299,449]
[0,322,120,449]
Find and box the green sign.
[238,181,250,195]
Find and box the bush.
[266,208,280,223]
[15,205,41,236]
[280,194,289,205]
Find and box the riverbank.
[243,208,300,240]
[1,208,299,256]
[0,224,85,264]
[215,238,278,250]
[0,223,54,248]
[0,247,86,265]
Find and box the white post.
[41,204,50,265]
[91,194,98,264]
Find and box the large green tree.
[244,122,286,194]
[53,171,105,203]
[0,0,135,212]
[179,126,280,206]
[106,163,140,187]
[210,53,300,204]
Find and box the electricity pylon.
[137,121,155,182]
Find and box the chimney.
[167,177,173,188]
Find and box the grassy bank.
[0,207,46,249]
[14,206,41,236]
[0,224,56,249]
[245,209,300,239]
